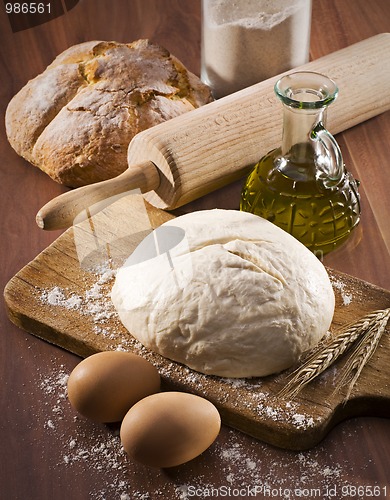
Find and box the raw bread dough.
[111,210,335,378]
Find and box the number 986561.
[5,3,51,14]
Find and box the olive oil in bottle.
[240,146,361,256]
[240,72,361,256]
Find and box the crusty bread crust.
[5,40,213,187]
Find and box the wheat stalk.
[278,308,390,400]
[334,309,390,400]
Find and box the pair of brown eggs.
[67,351,221,468]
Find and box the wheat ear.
[334,308,390,400]
[278,309,390,400]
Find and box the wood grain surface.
[4,194,390,451]
[1,1,390,499]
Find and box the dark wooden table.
[1,1,389,499]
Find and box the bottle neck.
[278,102,344,184]
[274,72,343,184]
[281,104,326,161]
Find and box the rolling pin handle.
[36,161,160,230]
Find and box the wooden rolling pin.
[37,34,390,230]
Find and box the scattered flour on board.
[39,265,117,323]
[37,260,136,349]
[158,363,318,432]
[330,277,353,306]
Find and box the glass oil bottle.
[240,71,361,256]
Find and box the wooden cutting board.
[4,194,390,450]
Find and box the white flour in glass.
[201,0,312,98]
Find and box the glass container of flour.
[201,0,312,98]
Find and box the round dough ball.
[111,210,335,378]
[5,40,212,187]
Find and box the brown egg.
[120,391,221,468]
[67,351,160,422]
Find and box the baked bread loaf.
[111,210,335,378]
[5,40,213,187]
